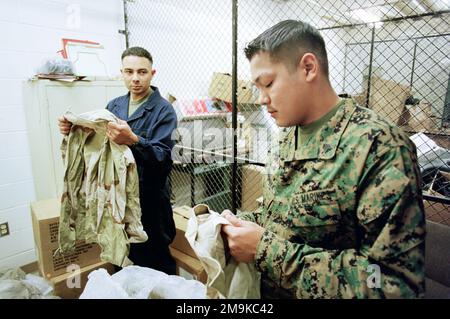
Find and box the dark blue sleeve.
[133,105,177,171]
[106,100,114,112]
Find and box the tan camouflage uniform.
[238,98,425,298]
[59,109,148,267]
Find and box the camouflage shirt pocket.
[290,188,341,227]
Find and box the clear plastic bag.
[80,266,207,299]
[36,56,75,75]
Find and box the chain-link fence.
[124,0,450,225]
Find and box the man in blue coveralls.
[59,47,178,274]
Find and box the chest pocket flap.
[290,187,341,227]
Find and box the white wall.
[0,0,125,269]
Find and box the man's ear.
[299,53,318,82]
[151,69,156,76]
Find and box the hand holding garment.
[185,204,260,299]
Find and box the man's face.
[250,51,310,127]
[121,55,155,98]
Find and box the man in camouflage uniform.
[221,20,425,298]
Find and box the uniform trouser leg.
[128,239,176,275]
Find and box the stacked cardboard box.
[240,165,265,211]
[170,206,207,283]
[170,247,207,284]
[50,261,115,299]
[407,101,437,132]
[171,206,196,258]
[208,72,257,104]
[30,198,113,298]
[424,199,450,226]
[361,75,411,125]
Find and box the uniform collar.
[126,86,160,122]
[279,98,356,164]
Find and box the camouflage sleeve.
[254,143,426,298]
[237,207,262,223]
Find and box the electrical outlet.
[0,222,9,237]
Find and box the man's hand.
[106,119,139,146]
[221,210,265,263]
[58,116,72,135]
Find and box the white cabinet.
[23,79,127,200]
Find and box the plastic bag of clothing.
[0,268,26,281]
[0,280,43,299]
[23,274,54,296]
[36,56,75,75]
[80,266,207,299]
[0,268,57,299]
[78,268,129,299]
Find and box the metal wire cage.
[123,0,450,225]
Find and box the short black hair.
[121,46,153,64]
[244,20,329,77]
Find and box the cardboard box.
[169,247,207,284]
[31,198,102,279]
[424,199,450,226]
[362,75,411,125]
[50,261,114,299]
[208,72,257,104]
[407,101,436,132]
[240,165,265,211]
[353,93,367,107]
[171,206,197,259]
[173,205,191,219]
[423,171,450,226]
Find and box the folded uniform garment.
[185,204,260,299]
[59,109,148,267]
